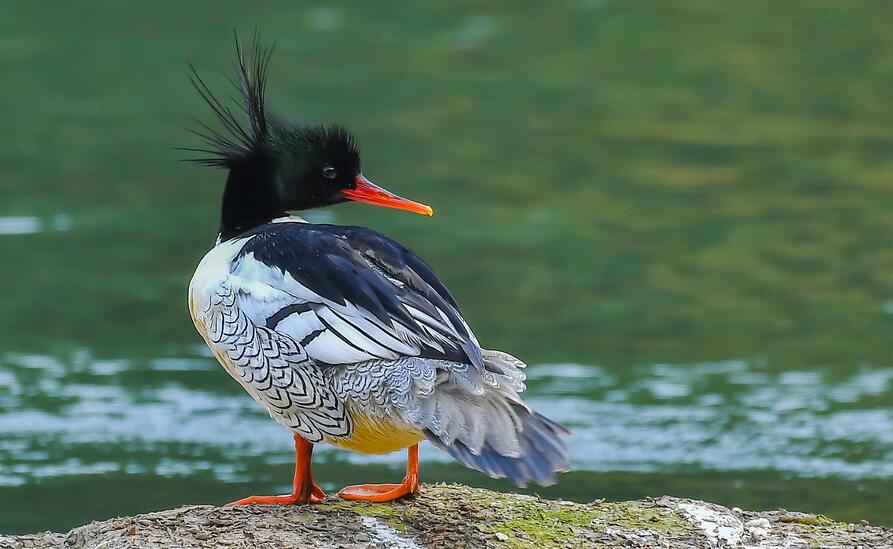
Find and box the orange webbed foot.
[338,444,420,503]
[226,484,326,506]
[338,479,418,503]
[227,435,325,506]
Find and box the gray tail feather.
[425,407,570,488]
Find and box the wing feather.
[229,222,483,369]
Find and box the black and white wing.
[228,222,484,370]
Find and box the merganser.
[185,36,569,505]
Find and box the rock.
[0,483,890,548]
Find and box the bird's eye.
[322,165,337,180]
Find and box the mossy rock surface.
[2,483,890,548]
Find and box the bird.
[185,35,569,506]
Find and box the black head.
[183,33,432,241]
[269,123,360,211]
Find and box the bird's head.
[267,123,432,216]
[184,34,432,240]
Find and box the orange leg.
[338,444,420,502]
[227,434,326,506]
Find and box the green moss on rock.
[318,499,407,531]
[778,512,846,528]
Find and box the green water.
[2,1,893,534]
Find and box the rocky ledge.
[2,484,890,548]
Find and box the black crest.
[180,32,274,167]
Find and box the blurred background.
[2,0,892,534]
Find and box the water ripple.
[0,352,891,485]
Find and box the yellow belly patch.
[330,409,424,455]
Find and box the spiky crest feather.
[180,32,274,167]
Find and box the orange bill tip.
[343,175,434,216]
